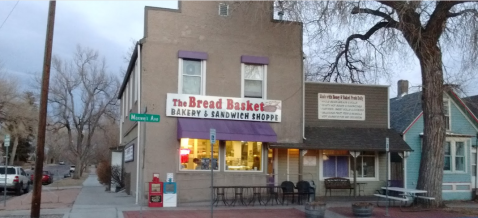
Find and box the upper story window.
[241,55,269,99]
[444,97,450,131]
[243,64,265,98]
[178,51,208,95]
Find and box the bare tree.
[0,82,38,165]
[120,38,138,77]
[48,45,120,179]
[45,124,69,163]
[4,92,38,165]
[278,1,478,206]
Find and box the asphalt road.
[0,164,71,203]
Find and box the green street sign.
[129,113,160,122]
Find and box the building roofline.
[118,39,144,99]
[305,81,390,88]
[401,89,478,135]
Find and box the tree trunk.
[73,156,82,179]
[9,136,19,166]
[415,42,446,207]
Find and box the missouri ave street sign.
[130,113,160,122]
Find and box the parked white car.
[0,166,30,195]
[70,165,75,173]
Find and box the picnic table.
[374,187,435,210]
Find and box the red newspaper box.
[148,174,163,207]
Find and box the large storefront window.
[225,141,263,171]
[351,151,376,178]
[322,150,376,178]
[180,138,219,171]
[323,150,349,177]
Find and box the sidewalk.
[2,169,478,218]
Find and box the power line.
[0,1,20,31]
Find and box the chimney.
[397,80,409,97]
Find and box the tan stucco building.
[119,2,303,203]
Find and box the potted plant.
[304,201,326,218]
[352,202,374,217]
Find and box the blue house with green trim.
[390,81,478,200]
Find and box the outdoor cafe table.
[212,186,282,206]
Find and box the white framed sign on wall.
[318,93,366,121]
[125,144,134,162]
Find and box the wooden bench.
[324,177,354,196]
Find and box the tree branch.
[325,21,397,82]
[351,7,398,24]
[376,1,405,11]
[447,8,478,18]
[426,1,467,40]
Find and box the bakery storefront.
[167,93,283,200]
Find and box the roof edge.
[118,40,144,99]
[305,81,390,88]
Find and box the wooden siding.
[305,83,388,128]
[404,96,476,200]
[277,149,288,185]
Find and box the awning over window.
[270,127,412,152]
[177,118,277,142]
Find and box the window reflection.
[225,141,262,171]
[179,138,219,171]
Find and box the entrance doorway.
[390,152,404,185]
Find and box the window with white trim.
[179,138,219,171]
[444,97,450,131]
[322,150,377,179]
[225,141,263,171]
[444,140,466,172]
[179,59,205,95]
[472,151,477,177]
[242,64,266,99]
[351,151,376,178]
[444,142,451,171]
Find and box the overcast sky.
[0,1,177,89]
[0,1,476,98]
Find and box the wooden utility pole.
[31,1,56,217]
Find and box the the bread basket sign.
[166,93,282,122]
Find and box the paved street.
[0,167,477,218]
[25,164,71,182]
